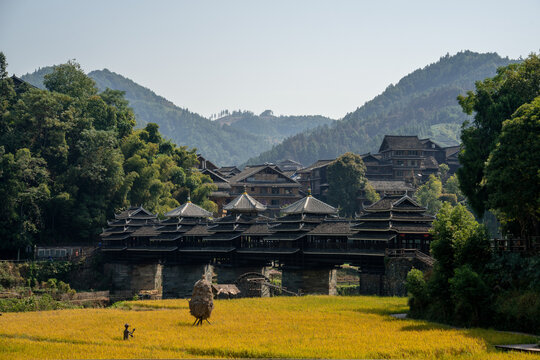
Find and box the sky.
[1,0,539,120]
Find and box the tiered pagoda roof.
[281,193,338,215]
[223,191,267,213]
[264,194,338,243]
[152,200,212,243]
[100,206,158,246]
[351,195,434,243]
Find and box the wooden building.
[295,159,336,198]
[351,194,434,254]
[225,165,302,217]
[100,206,159,251]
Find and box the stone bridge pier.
[281,267,337,295]
[162,263,213,299]
[104,262,163,298]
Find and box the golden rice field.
[0,296,538,359]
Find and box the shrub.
[405,268,428,317]
[449,265,489,326]
[493,290,540,333]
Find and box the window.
[271,188,279,194]
[271,199,280,206]
[260,187,268,194]
[396,171,403,177]
[250,187,255,192]
[396,160,404,166]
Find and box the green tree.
[426,203,490,321]
[0,55,216,251]
[326,152,373,217]
[449,265,490,326]
[414,174,443,215]
[43,61,97,99]
[443,174,465,203]
[457,54,540,217]
[484,97,540,237]
[0,148,50,251]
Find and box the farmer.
[123,324,135,340]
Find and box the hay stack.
[189,275,214,325]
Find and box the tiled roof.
[368,180,414,192]
[281,195,337,215]
[223,192,266,212]
[164,202,212,218]
[241,224,271,236]
[364,194,424,212]
[379,136,423,152]
[115,206,157,220]
[423,156,439,169]
[297,159,336,173]
[308,221,352,236]
[131,226,160,237]
[201,168,230,184]
[182,225,210,236]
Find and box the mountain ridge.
[245,51,517,166]
[20,67,333,166]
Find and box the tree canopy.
[484,96,540,237]
[326,152,378,217]
[457,54,540,219]
[0,54,215,253]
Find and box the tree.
[0,55,216,252]
[426,203,488,321]
[457,54,540,217]
[326,153,372,217]
[485,96,540,237]
[414,175,443,215]
[43,61,98,99]
[0,147,50,251]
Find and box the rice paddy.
[0,296,537,359]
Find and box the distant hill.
[213,110,332,146]
[21,68,333,166]
[246,51,517,166]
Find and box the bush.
[0,294,79,312]
[0,262,24,288]
[449,265,489,326]
[493,290,540,334]
[405,269,428,317]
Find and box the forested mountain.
[246,51,517,166]
[214,110,332,145]
[21,69,333,166]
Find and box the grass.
[0,295,538,359]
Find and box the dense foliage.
[414,165,465,215]
[247,51,516,166]
[407,202,540,333]
[484,96,540,237]
[326,152,378,216]
[0,55,215,254]
[457,54,540,236]
[21,68,333,166]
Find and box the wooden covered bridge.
[100,191,434,298]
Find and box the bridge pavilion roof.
[350,194,434,244]
[164,200,213,218]
[223,191,266,213]
[281,194,337,215]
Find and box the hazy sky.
[1,0,539,119]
